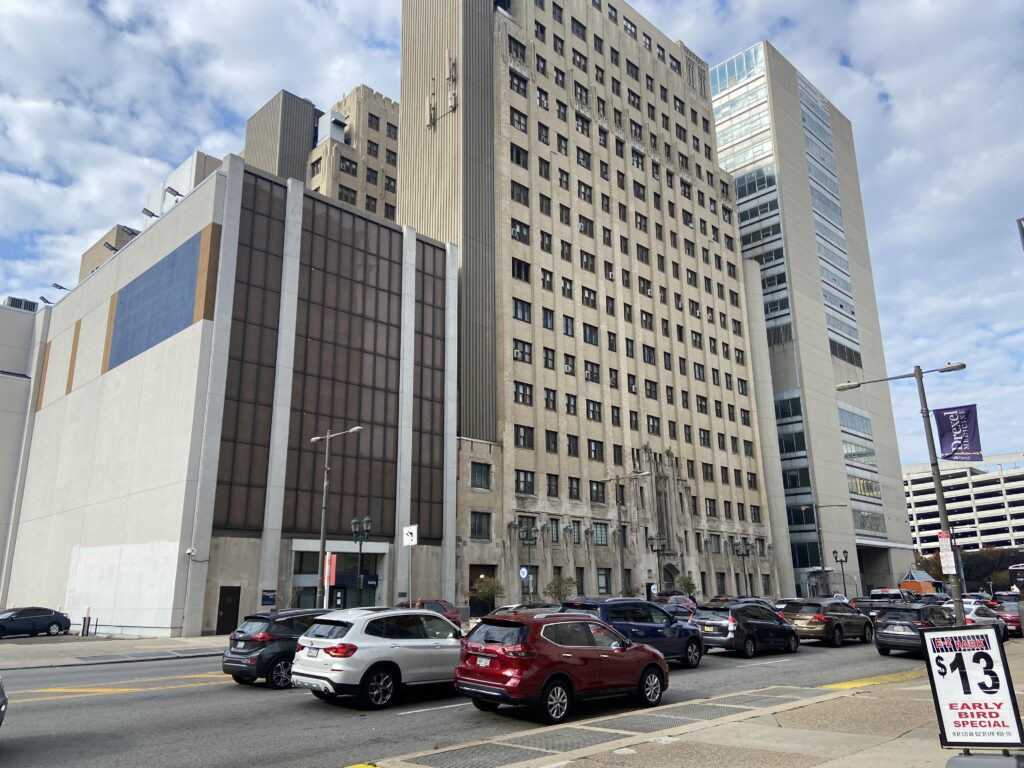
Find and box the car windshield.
[466,621,528,645]
[559,603,602,617]
[305,620,351,640]
[877,608,920,621]
[236,619,270,635]
[781,602,820,614]
[692,609,729,621]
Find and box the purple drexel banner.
[934,404,983,461]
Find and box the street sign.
[403,524,419,547]
[940,551,958,575]
[650,584,659,596]
[365,574,379,588]
[261,589,276,607]
[922,624,1024,748]
[939,531,952,551]
[519,565,529,581]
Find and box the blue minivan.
[560,598,704,668]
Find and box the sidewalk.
[0,634,229,671]
[365,642,1024,768]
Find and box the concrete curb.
[0,650,224,672]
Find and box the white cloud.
[0,0,1021,465]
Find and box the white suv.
[291,608,462,709]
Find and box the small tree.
[677,574,696,596]
[544,575,577,603]
[470,576,505,603]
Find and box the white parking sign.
[921,624,1024,748]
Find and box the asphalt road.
[0,640,925,768]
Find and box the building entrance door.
[216,586,241,635]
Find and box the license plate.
[234,641,244,648]
[704,625,716,632]
[476,656,491,668]
[307,647,320,657]
[890,626,907,633]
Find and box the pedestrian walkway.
[362,643,1024,768]
[0,633,228,670]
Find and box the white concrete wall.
[5,172,226,635]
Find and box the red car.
[994,605,1022,637]
[454,612,669,724]
[395,599,462,628]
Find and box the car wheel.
[638,667,664,707]
[785,633,800,653]
[231,674,257,685]
[831,626,843,648]
[46,622,61,636]
[740,635,756,659]
[360,666,398,709]
[266,657,293,690]
[538,678,571,725]
[861,623,874,643]
[472,698,499,712]
[311,690,337,701]
[877,646,891,656]
[682,639,702,669]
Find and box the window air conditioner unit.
[513,349,522,360]
[579,223,586,232]
[645,288,653,297]
[564,364,573,374]
[585,371,594,381]
[629,384,637,394]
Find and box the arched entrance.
[662,563,680,592]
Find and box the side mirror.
[611,639,631,650]
[453,629,462,639]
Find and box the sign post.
[922,624,1023,750]
[323,553,337,609]
[403,524,418,605]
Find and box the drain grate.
[589,713,698,733]
[656,702,748,721]
[756,686,828,699]
[710,694,793,708]
[503,727,630,752]
[406,744,550,768]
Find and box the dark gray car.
[222,609,327,688]
[780,599,873,646]
[0,606,71,638]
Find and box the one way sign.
[402,524,418,547]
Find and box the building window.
[593,522,608,546]
[515,470,535,494]
[339,185,357,205]
[470,511,491,539]
[470,462,491,489]
[368,113,380,130]
[386,122,398,139]
[597,567,611,595]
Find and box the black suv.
[874,604,955,656]
[222,609,326,688]
[560,598,704,668]
[693,602,800,658]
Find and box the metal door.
[216,587,241,635]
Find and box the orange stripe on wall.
[194,222,222,323]
[66,319,81,394]
[35,341,51,411]
[101,294,118,374]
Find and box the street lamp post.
[311,425,363,610]
[351,515,372,606]
[732,540,752,596]
[837,362,967,624]
[519,521,540,596]
[648,535,668,594]
[832,550,849,596]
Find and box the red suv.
[454,613,669,724]
[395,599,462,628]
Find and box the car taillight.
[250,631,276,643]
[812,614,828,622]
[500,644,537,659]
[965,618,976,625]
[777,611,785,619]
[911,620,933,627]
[727,617,737,632]
[324,644,358,658]
[296,643,305,652]
[849,601,857,610]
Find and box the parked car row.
[0,606,71,638]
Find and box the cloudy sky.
[1,0,1021,465]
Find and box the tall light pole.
[837,362,967,624]
[733,540,752,596]
[311,425,363,609]
[832,550,849,596]
[648,535,668,595]
[351,514,372,607]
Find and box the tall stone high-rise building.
[399,0,792,604]
[711,42,913,596]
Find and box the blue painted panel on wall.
[108,233,200,370]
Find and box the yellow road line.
[23,687,146,694]
[6,670,224,695]
[819,667,927,689]
[11,680,232,704]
